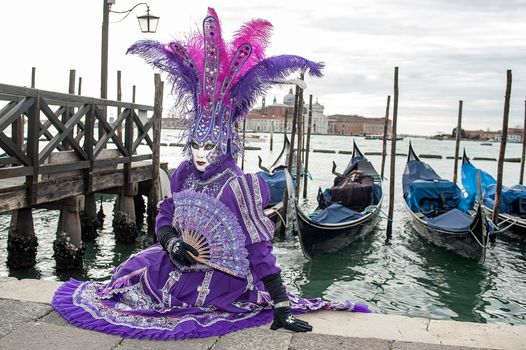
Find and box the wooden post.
[493,70,512,224]
[386,67,399,237]
[381,95,391,179]
[453,100,463,183]
[288,87,299,173]
[78,77,82,95]
[295,74,305,199]
[241,118,247,170]
[270,121,274,151]
[63,69,76,150]
[520,100,526,185]
[284,108,289,137]
[31,67,36,88]
[117,71,123,142]
[148,74,164,233]
[303,94,313,199]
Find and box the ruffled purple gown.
[52,158,369,340]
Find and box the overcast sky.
[1,0,525,135]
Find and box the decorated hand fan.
[171,190,250,278]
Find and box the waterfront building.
[327,114,391,136]
[244,89,329,134]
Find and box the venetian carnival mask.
[191,139,219,172]
[128,8,323,159]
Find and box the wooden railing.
[0,80,162,207]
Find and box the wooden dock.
[0,75,164,269]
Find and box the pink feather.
[230,19,273,85]
[207,8,230,86]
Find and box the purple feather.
[127,40,199,108]
[229,54,324,120]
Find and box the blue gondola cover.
[462,161,526,215]
[425,208,474,232]
[310,203,364,224]
[257,170,286,206]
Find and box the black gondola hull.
[296,200,382,259]
[404,202,487,262]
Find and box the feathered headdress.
[127,8,323,157]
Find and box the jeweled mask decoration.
[128,8,323,158]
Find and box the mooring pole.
[386,67,399,237]
[520,100,526,185]
[270,121,274,151]
[381,95,391,179]
[493,70,512,225]
[241,118,247,171]
[78,77,82,95]
[303,94,313,199]
[453,100,463,183]
[288,87,299,173]
[294,74,305,199]
[117,70,123,142]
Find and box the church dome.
[283,88,295,106]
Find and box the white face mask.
[191,140,217,172]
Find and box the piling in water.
[493,70,512,224]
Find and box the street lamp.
[100,0,159,100]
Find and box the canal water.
[0,130,525,325]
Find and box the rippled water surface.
[1,131,525,325]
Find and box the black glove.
[262,272,313,333]
[156,226,199,266]
[272,305,313,332]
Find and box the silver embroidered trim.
[239,176,269,241]
[195,270,214,307]
[73,282,266,330]
[249,174,275,239]
[245,270,254,292]
[182,168,238,198]
[274,301,291,308]
[229,178,260,243]
[161,270,182,307]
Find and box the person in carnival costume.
[52,8,370,340]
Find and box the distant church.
[245,88,328,134]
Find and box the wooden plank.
[0,166,33,179]
[0,189,26,212]
[38,104,90,164]
[40,100,87,160]
[0,83,154,111]
[0,132,31,165]
[0,97,34,132]
[40,160,90,174]
[93,108,127,157]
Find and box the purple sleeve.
[155,197,174,232]
[247,241,281,280]
[221,173,275,246]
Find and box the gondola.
[295,141,383,259]
[257,135,294,237]
[462,151,526,239]
[403,143,491,263]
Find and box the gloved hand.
[262,272,313,333]
[156,225,199,266]
[271,306,313,332]
[166,237,199,266]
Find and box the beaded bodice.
[181,167,238,199]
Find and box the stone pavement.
[0,277,524,350]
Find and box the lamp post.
[100,0,159,100]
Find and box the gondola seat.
[257,170,287,207]
[425,208,473,233]
[405,179,464,217]
[310,203,365,224]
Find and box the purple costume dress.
[52,157,367,340]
